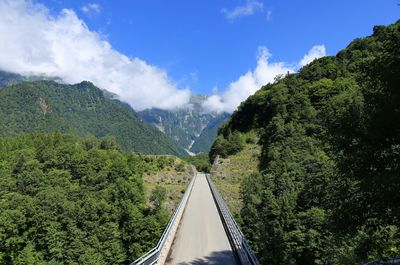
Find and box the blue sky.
[0,0,398,112]
[41,0,399,94]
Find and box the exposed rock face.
[37,97,51,114]
[138,94,229,154]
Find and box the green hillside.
[210,21,400,264]
[0,80,186,156]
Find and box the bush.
[209,132,245,162]
[185,153,211,173]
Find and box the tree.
[150,186,167,213]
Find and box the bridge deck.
[165,173,237,265]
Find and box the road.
[165,173,237,265]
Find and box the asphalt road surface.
[165,173,237,265]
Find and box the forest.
[0,133,173,265]
[210,21,400,264]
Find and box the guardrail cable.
[132,172,196,265]
[206,174,261,265]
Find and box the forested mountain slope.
[210,20,400,264]
[0,80,186,156]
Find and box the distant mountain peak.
[138,95,229,154]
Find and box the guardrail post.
[206,172,260,265]
[132,169,197,265]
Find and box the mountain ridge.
[0,70,229,155]
[0,78,187,156]
[138,94,229,154]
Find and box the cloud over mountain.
[0,0,190,111]
[300,45,326,67]
[203,45,326,113]
[202,47,293,113]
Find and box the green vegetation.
[0,80,186,156]
[210,143,261,218]
[211,21,400,264]
[0,133,173,264]
[142,156,192,211]
[184,153,212,173]
[209,129,257,162]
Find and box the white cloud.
[81,3,101,15]
[0,0,190,111]
[202,47,294,113]
[300,45,326,67]
[221,0,264,22]
[203,45,327,113]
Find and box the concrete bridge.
[133,171,259,265]
[165,173,236,264]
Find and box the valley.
[0,1,398,264]
[138,95,230,154]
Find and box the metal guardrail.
[131,172,196,265]
[363,257,400,265]
[206,174,261,265]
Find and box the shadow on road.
[176,250,237,265]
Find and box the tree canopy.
[0,133,170,265]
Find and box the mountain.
[138,95,229,153]
[0,71,23,88]
[1,70,229,155]
[190,112,230,153]
[0,79,186,156]
[210,21,400,264]
[0,70,62,89]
